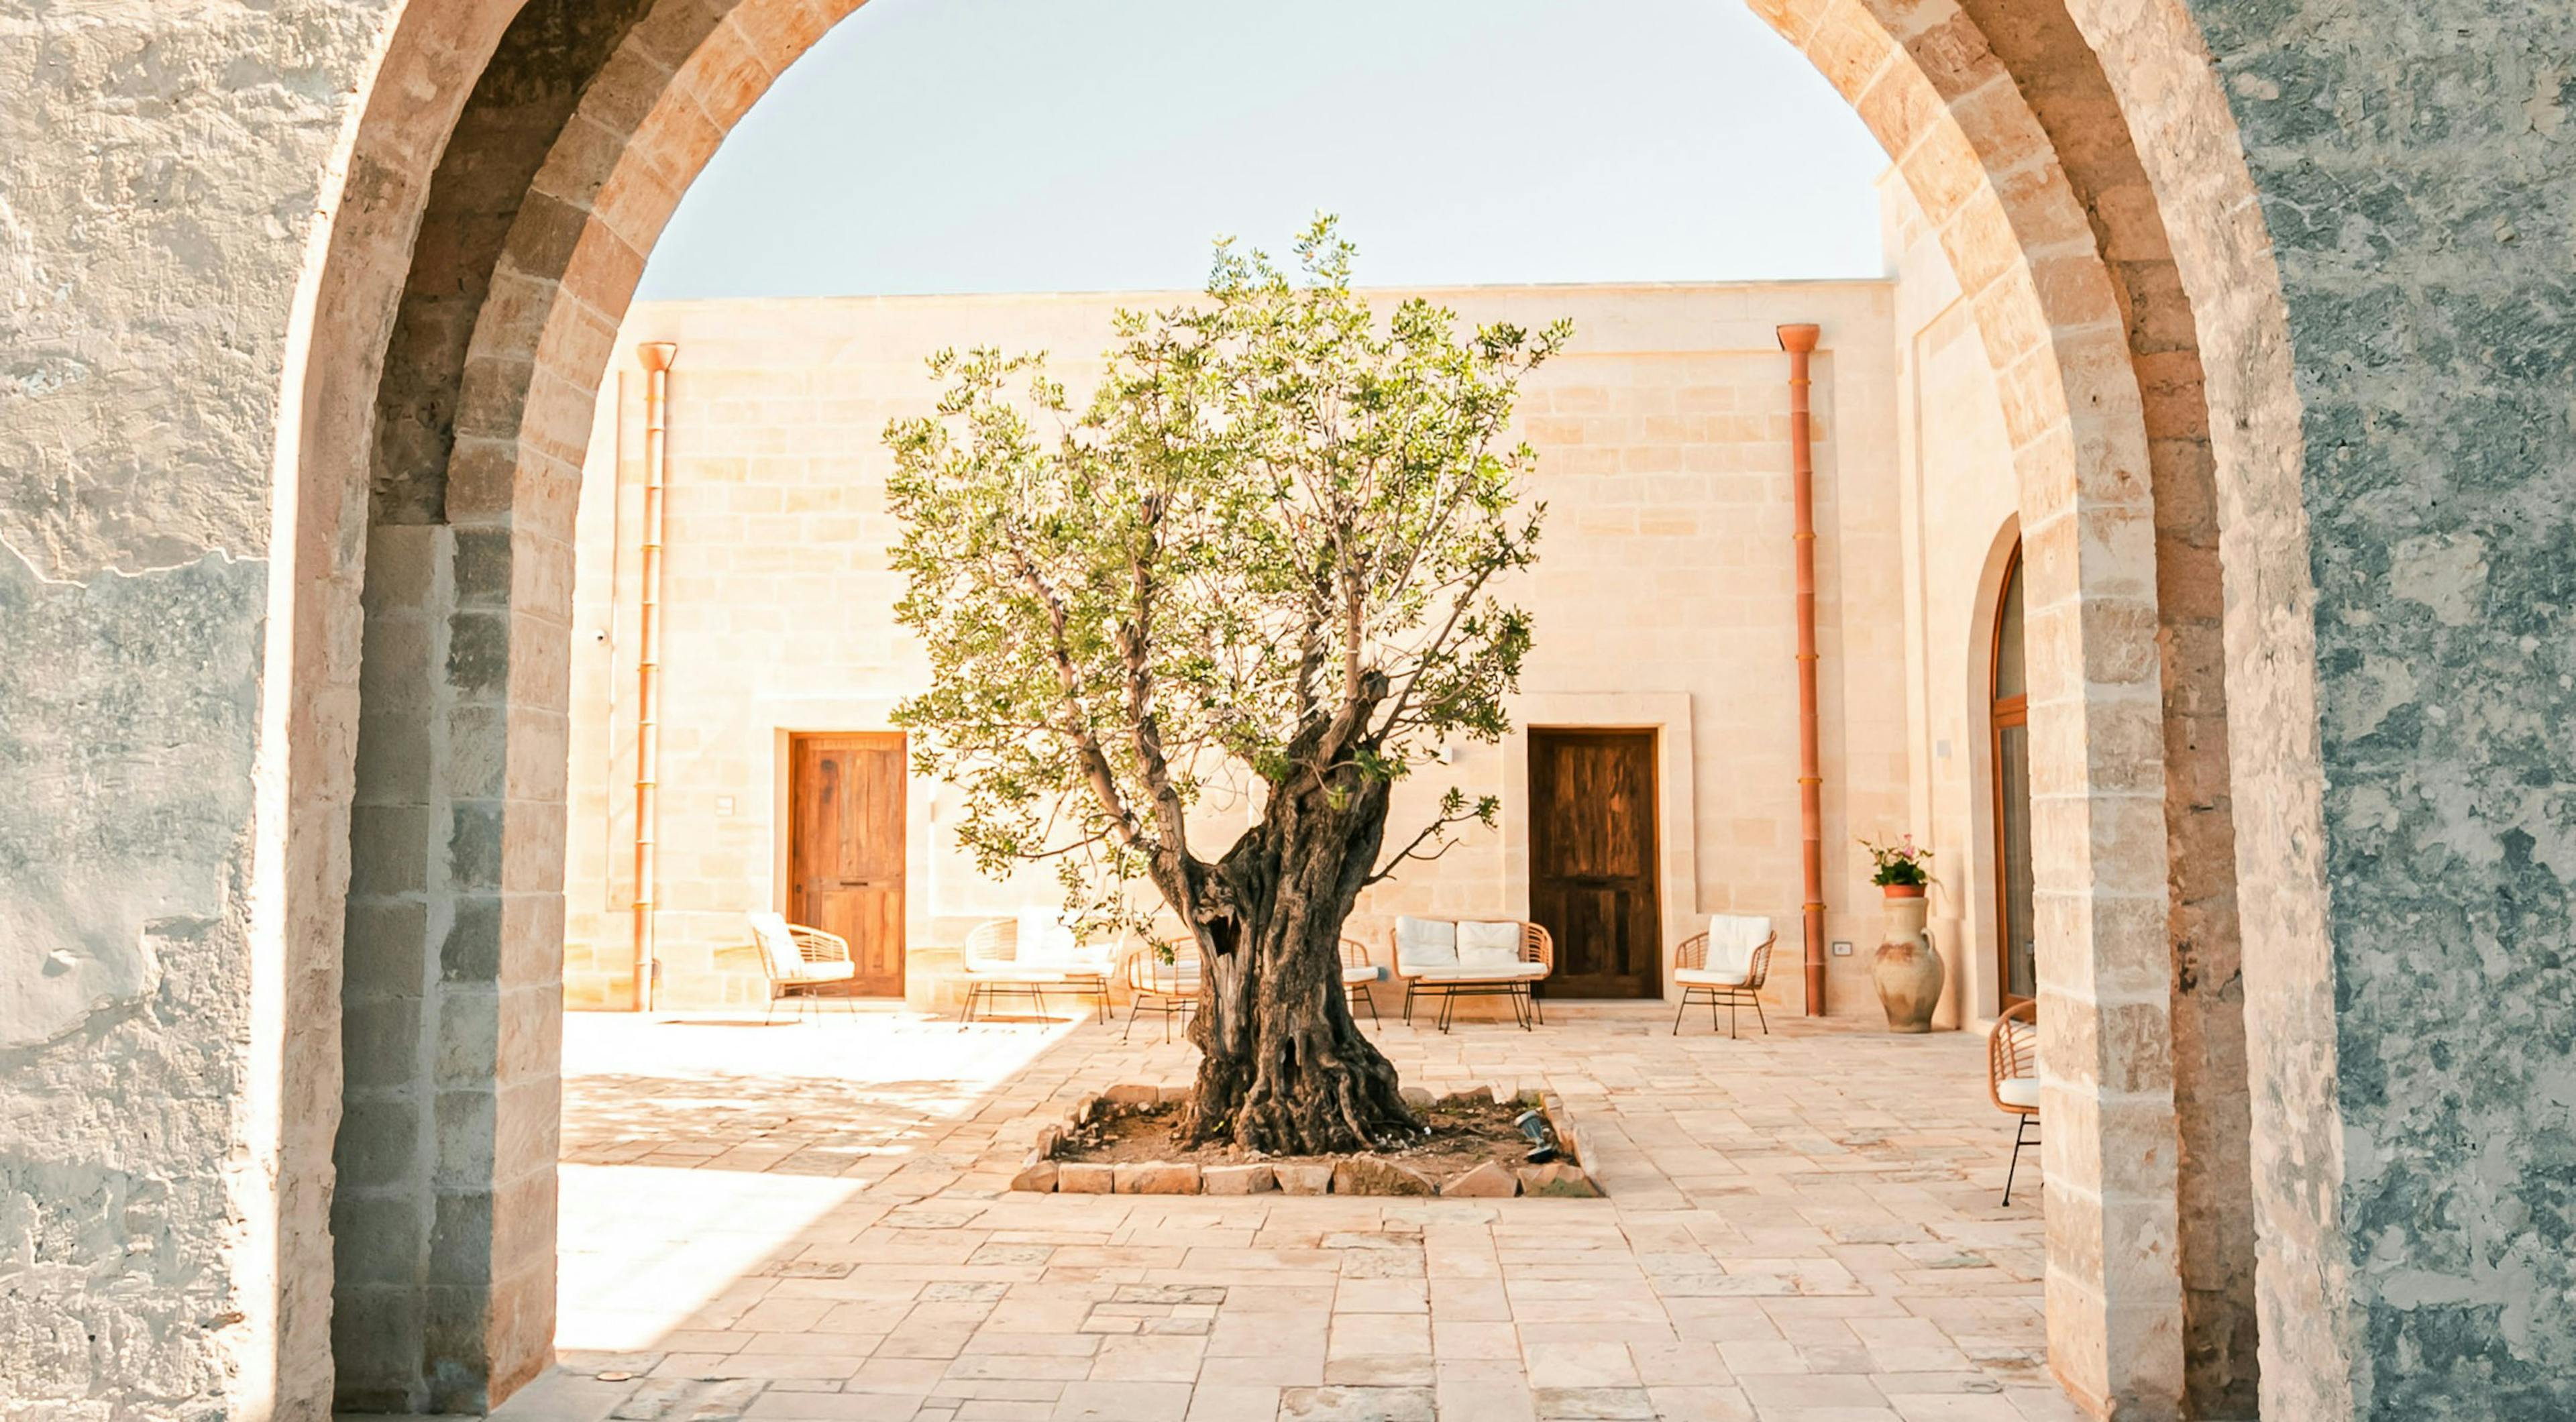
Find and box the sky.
[637,0,1894,300]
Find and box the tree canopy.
[887,217,1568,936]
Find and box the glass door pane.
[1998,718,2036,1001]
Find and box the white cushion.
[1456,920,1523,969]
[747,912,808,981]
[1014,909,1112,973]
[1342,965,1388,986]
[1136,955,1199,991]
[1674,965,1751,988]
[1395,916,1458,970]
[1996,1076,2040,1110]
[794,960,855,984]
[1015,908,1079,967]
[1703,914,1772,978]
[1414,961,1548,981]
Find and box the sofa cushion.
[1456,920,1523,969]
[1413,961,1547,981]
[1016,908,1105,971]
[1674,965,1750,988]
[1996,1076,2040,1111]
[1395,916,1458,970]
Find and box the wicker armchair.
[1391,917,1554,1033]
[1121,936,1201,1042]
[959,914,1112,1025]
[1339,936,1386,1026]
[744,911,857,1023]
[1672,914,1776,1038]
[1990,998,2041,1204]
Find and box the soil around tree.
[1055,1093,1562,1180]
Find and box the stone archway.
[261,0,2327,1415]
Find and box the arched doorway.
[1989,539,2035,1009]
[258,0,2316,1416]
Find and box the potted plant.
[1863,834,1932,898]
[1859,835,1942,1032]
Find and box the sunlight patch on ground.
[555,1162,861,1352]
[555,1009,1087,1350]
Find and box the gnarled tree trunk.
[1166,772,1419,1154]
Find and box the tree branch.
[1012,543,1146,850]
[1364,807,1475,887]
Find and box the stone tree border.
[257,0,2332,1417]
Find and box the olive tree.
[887,219,1566,1153]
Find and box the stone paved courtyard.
[492,1003,2067,1422]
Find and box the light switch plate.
[1831,940,1854,956]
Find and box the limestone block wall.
[1882,173,2027,1026]
[559,280,1968,1020]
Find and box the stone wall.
[0,3,394,1416]
[2188,1,2576,1413]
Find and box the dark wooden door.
[1528,729,1661,999]
[789,732,906,997]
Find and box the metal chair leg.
[1672,991,1689,1036]
[1754,995,1769,1035]
[2003,1114,2039,1206]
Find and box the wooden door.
[788,732,906,997]
[1528,729,1662,999]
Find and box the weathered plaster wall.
[0,2,395,1417]
[2188,1,2576,1413]
[0,548,266,1414]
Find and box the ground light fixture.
[1515,1107,1560,1164]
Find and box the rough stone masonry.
[0,1,2568,1419]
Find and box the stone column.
[333,517,561,1413]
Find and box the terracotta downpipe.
[633,341,677,1012]
[1778,323,1827,1016]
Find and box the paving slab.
[499,1006,2045,1421]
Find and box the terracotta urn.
[1871,886,1944,1033]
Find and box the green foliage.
[1860,834,1933,888]
[886,218,1565,922]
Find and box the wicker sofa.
[957,910,1115,1024]
[1390,916,1554,1032]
